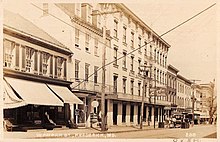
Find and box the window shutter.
[39,52,42,74]
[63,59,67,79]
[34,50,38,72]
[54,56,57,77]
[15,44,20,68]
[50,55,53,77]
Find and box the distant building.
[200,81,216,123]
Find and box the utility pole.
[101,14,107,131]
[92,4,121,131]
[153,70,156,129]
[140,66,146,129]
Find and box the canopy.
[5,77,63,106]
[47,84,83,104]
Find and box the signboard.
[91,101,99,107]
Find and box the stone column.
[70,104,74,121]
[117,102,122,125]
[86,98,91,128]
[126,103,131,126]
[133,104,138,125]
[151,107,154,125]
[107,99,113,127]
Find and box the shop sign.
[91,101,99,107]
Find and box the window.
[138,59,141,74]
[42,52,48,75]
[85,33,90,51]
[131,32,134,48]
[39,52,43,74]
[43,3,48,15]
[54,56,57,77]
[63,59,67,79]
[21,46,25,70]
[157,51,159,64]
[138,82,141,96]
[85,63,89,82]
[157,70,159,81]
[3,39,14,68]
[123,26,126,43]
[122,52,126,68]
[94,38,98,55]
[113,75,118,94]
[131,56,134,71]
[75,28,80,48]
[34,50,38,72]
[138,37,141,52]
[49,55,53,77]
[75,60,80,80]
[113,48,118,65]
[25,47,32,72]
[154,49,156,61]
[123,78,126,94]
[113,20,118,38]
[131,79,134,95]
[144,41,147,56]
[150,45,152,58]
[15,43,19,68]
[94,66,98,84]
[57,57,63,78]
[165,56,167,67]
[162,54,165,66]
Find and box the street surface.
[4,124,216,139]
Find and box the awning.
[5,77,63,106]
[3,80,26,109]
[47,84,83,104]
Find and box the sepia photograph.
[2,0,217,141]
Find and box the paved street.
[4,124,216,139]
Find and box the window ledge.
[113,64,119,68]
[122,67,127,72]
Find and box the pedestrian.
[172,116,176,128]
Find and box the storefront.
[3,77,83,131]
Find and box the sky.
[126,0,216,83]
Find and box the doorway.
[113,103,118,125]
[138,105,141,124]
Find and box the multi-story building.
[95,3,170,126]
[3,9,83,130]
[4,3,171,128]
[176,74,192,114]
[200,81,216,123]
[166,65,179,117]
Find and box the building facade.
[3,9,83,130]
[176,74,192,114]
[4,3,173,128]
[200,81,216,123]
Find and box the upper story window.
[75,28,80,48]
[85,33,90,51]
[131,56,134,72]
[75,60,80,80]
[122,52,126,69]
[113,47,118,66]
[123,26,127,43]
[42,52,49,75]
[144,41,147,56]
[85,63,90,82]
[113,75,118,94]
[114,20,118,38]
[131,79,134,95]
[138,59,141,74]
[57,57,63,78]
[123,78,126,94]
[25,47,33,72]
[138,82,141,96]
[138,37,141,53]
[131,32,134,48]
[3,39,15,68]
[94,38,98,56]
[94,66,98,84]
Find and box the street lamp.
[139,64,152,129]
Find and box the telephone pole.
[140,65,151,129]
[92,4,121,131]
